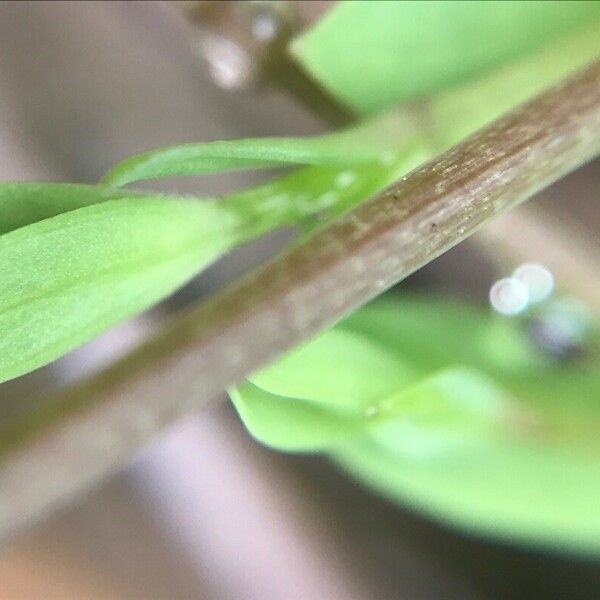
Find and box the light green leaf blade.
[336,425,600,553]
[249,327,414,411]
[0,198,239,383]
[231,299,536,454]
[342,297,547,376]
[0,182,221,237]
[0,183,150,236]
[220,117,430,236]
[363,367,529,459]
[101,112,412,187]
[291,0,600,115]
[428,21,600,151]
[232,297,600,551]
[230,382,362,452]
[231,366,512,453]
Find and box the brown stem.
[0,61,599,543]
[175,0,353,125]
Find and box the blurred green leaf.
[336,427,600,553]
[231,366,515,453]
[230,382,363,452]
[291,0,600,115]
[428,22,600,150]
[234,21,600,239]
[101,112,411,187]
[249,327,415,410]
[0,198,239,383]
[231,297,600,552]
[342,297,560,380]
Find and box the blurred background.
[0,2,599,598]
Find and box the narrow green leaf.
[101,111,412,187]
[0,182,221,237]
[291,0,600,115]
[0,183,150,236]
[220,112,430,236]
[0,198,239,383]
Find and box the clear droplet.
[513,263,554,304]
[490,277,529,316]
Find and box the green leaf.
[101,111,412,187]
[249,327,415,411]
[0,198,239,383]
[362,367,528,457]
[231,366,513,453]
[231,297,600,552]
[230,382,362,452]
[0,114,428,384]
[221,137,430,239]
[231,298,541,454]
[427,21,600,151]
[336,423,600,553]
[224,19,600,246]
[0,183,151,236]
[231,318,416,451]
[291,0,600,115]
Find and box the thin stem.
[0,61,598,543]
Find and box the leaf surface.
[101,112,410,186]
[231,297,600,552]
[0,183,150,235]
[291,0,600,114]
[0,198,238,383]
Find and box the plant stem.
[0,61,598,541]
[176,0,353,125]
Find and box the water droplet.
[513,263,554,304]
[490,277,529,316]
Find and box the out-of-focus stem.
[174,0,352,125]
